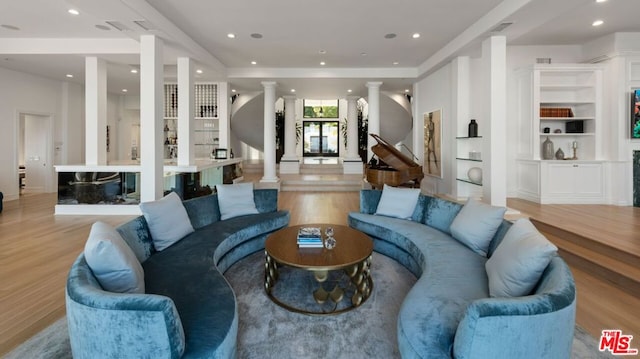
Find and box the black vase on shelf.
[468,119,478,137]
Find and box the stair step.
[532,219,640,298]
[300,164,343,175]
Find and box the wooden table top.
[265,224,373,271]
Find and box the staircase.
[531,218,640,298]
[240,161,364,192]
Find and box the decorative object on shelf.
[542,136,554,160]
[554,129,562,133]
[555,148,565,160]
[467,167,482,184]
[215,148,228,160]
[571,141,578,160]
[565,120,584,134]
[468,119,478,137]
[230,149,234,158]
[543,127,550,133]
[469,151,481,160]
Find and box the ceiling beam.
[0,38,140,54]
[227,67,418,79]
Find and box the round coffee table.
[264,224,373,315]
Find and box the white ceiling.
[0,0,638,98]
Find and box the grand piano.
[365,133,424,189]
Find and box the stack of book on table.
[297,227,322,248]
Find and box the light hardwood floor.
[1,192,638,355]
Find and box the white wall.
[0,67,84,201]
[414,63,453,195]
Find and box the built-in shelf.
[540,117,594,121]
[455,157,482,162]
[456,178,482,186]
[455,136,483,139]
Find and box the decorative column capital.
[346,95,361,102]
[282,94,297,100]
[366,81,383,89]
[261,81,277,89]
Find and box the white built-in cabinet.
[164,83,219,159]
[515,64,606,204]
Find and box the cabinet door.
[546,164,575,195]
[573,163,603,195]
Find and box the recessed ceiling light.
[68,9,80,15]
[1,24,20,31]
[196,69,203,74]
[596,0,607,2]
[251,61,257,65]
[404,89,410,93]
[360,52,368,56]
[250,33,263,39]
[412,33,420,39]
[592,19,604,26]
[95,24,110,31]
[130,68,138,74]
[319,49,326,54]
[231,89,237,93]
[227,33,235,39]
[393,61,399,65]
[122,89,128,93]
[290,89,296,93]
[66,74,73,78]
[347,89,353,93]
[384,33,397,39]
[320,61,326,66]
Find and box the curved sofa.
[348,190,576,359]
[66,189,289,359]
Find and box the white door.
[23,114,50,192]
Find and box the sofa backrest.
[358,189,511,257]
[116,188,280,263]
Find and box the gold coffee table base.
[264,253,373,315]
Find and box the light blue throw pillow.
[216,182,259,220]
[449,198,506,256]
[84,221,145,293]
[374,184,421,220]
[139,192,194,251]
[485,218,558,297]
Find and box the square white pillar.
[140,35,164,202]
[85,57,107,165]
[177,57,194,166]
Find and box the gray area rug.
[5,252,614,359]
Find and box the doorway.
[302,121,339,158]
[18,113,53,194]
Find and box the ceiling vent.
[491,22,513,33]
[134,20,155,31]
[105,21,130,32]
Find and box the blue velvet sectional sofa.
[348,190,576,359]
[66,189,289,358]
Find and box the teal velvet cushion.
[449,198,506,256]
[485,218,558,297]
[423,197,462,234]
[375,184,420,220]
[83,221,144,293]
[139,192,195,251]
[216,182,259,220]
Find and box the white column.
[481,36,507,207]
[344,95,363,174]
[261,81,279,184]
[279,95,300,174]
[85,57,107,165]
[218,82,230,150]
[177,57,194,166]
[140,35,164,202]
[366,82,383,161]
